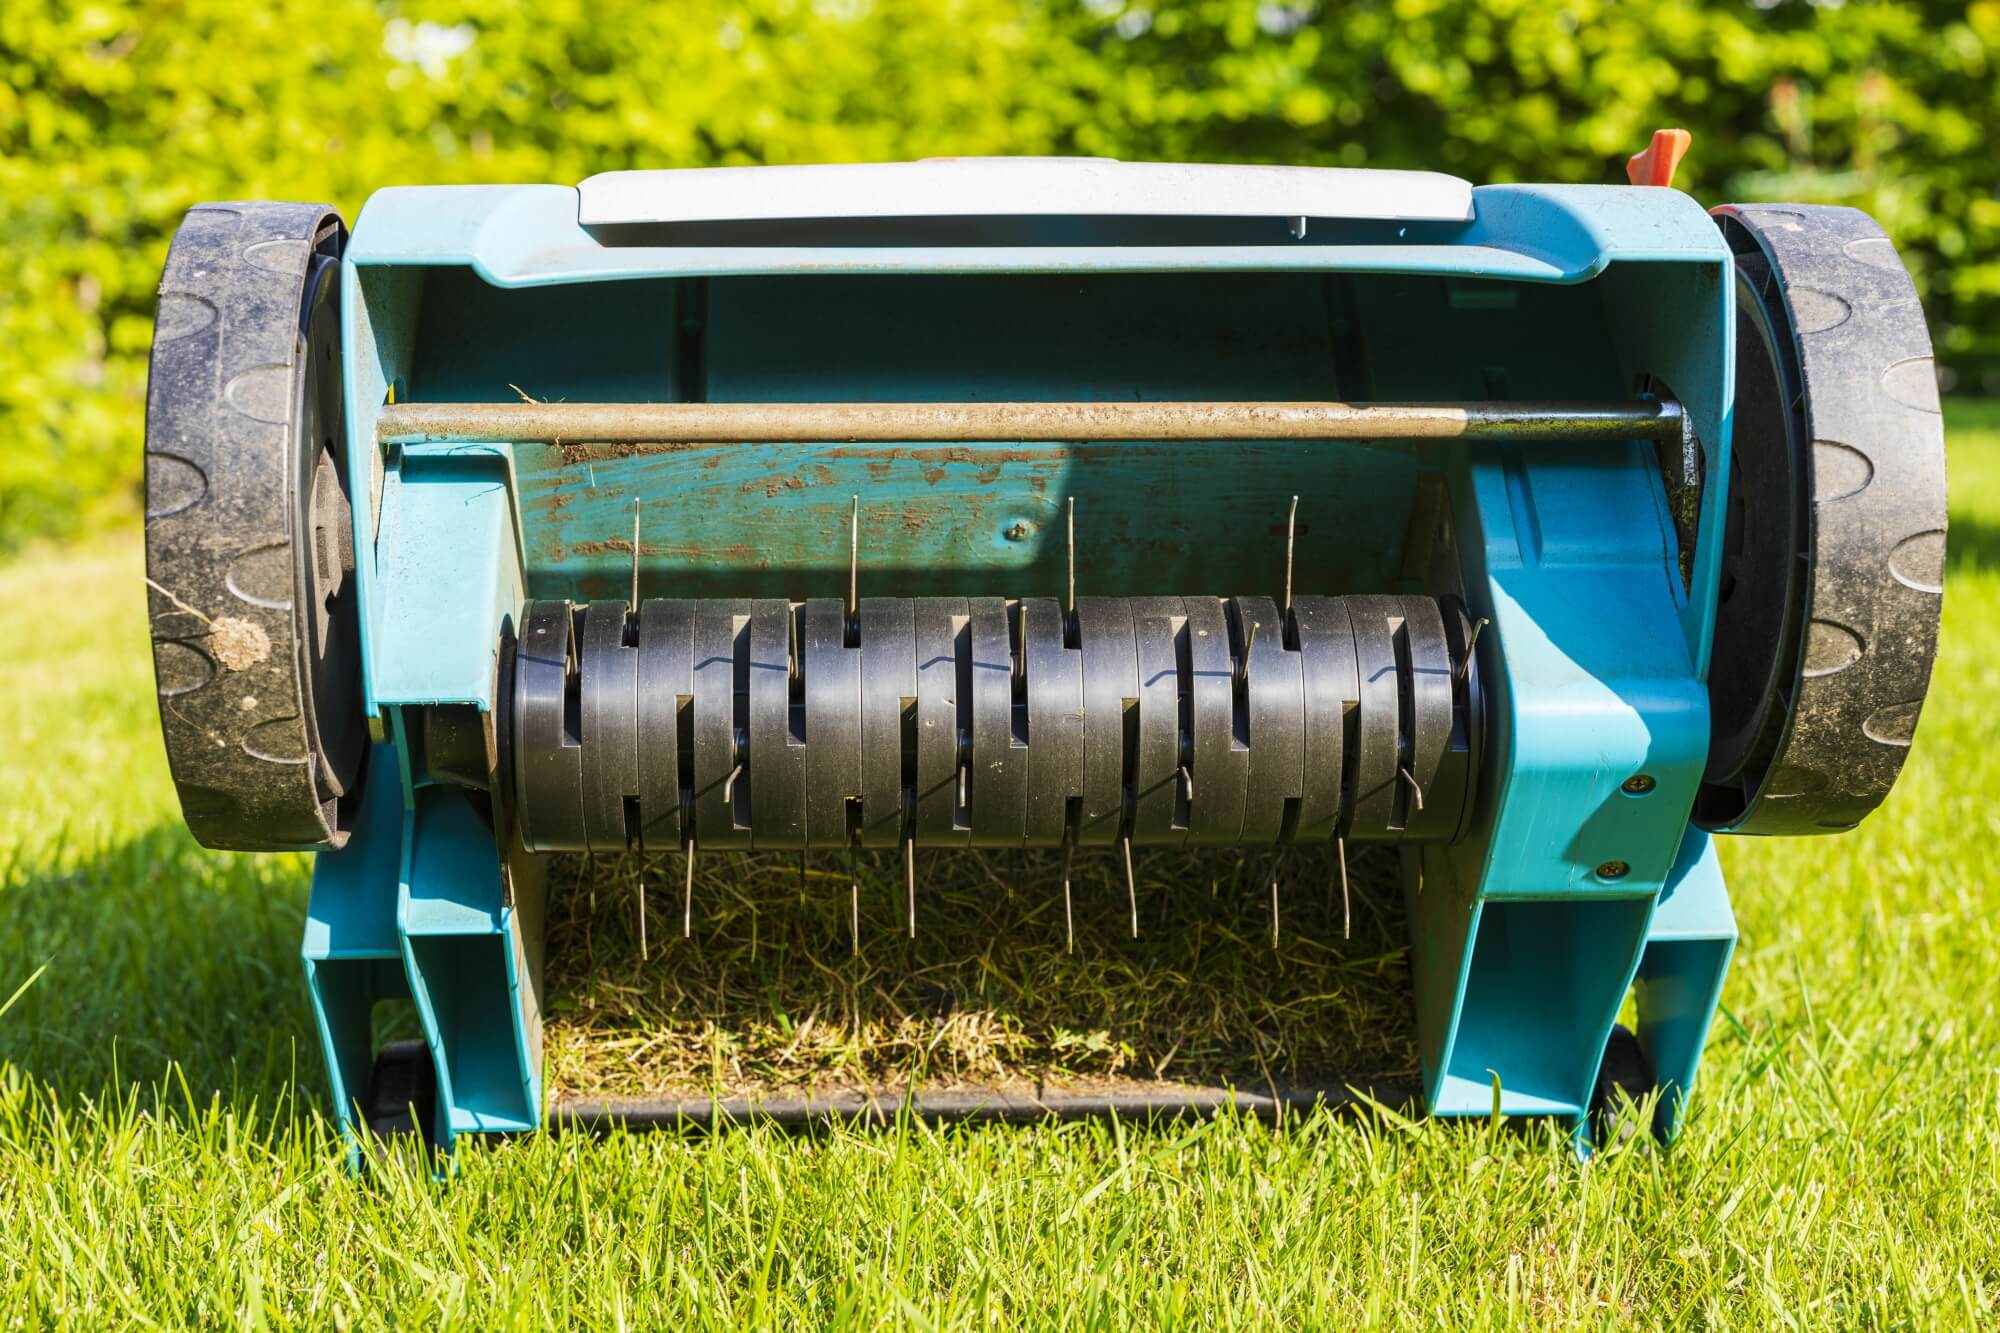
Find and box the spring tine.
[631,498,642,608]
[1457,616,1491,683]
[1335,835,1350,941]
[1400,766,1425,812]
[1066,496,1077,616]
[1061,838,1075,954]
[1178,765,1195,803]
[1121,835,1138,940]
[1284,495,1298,615]
[799,849,807,900]
[1238,620,1259,686]
[905,834,917,939]
[1270,851,1282,949]
[683,838,697,939]
[849,844,860,959]
[723,762,744,805]
[637,856,649,962]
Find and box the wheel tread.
[1703,204,1946,834]
[144,201,355,851]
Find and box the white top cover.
[577,157,1474,228]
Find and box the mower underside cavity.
[141,160,1944,1155]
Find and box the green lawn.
[3,408,1999,1327]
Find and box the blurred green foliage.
[3,0,1996,550]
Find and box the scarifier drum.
[142,157,1946,1151]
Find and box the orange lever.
[1626,128,1692,188]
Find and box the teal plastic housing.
[304,180,1738,1151]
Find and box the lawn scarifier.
[138,145,1945,1156]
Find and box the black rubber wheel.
[363,1040,439,1144]
[144,203,365,851]
[1696,205,1947,835]
[1589,1024,1655,1145]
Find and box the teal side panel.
[1412,422,1705,1116]
[1634,830,1736,1136]
[302,745,545,1152]
[1409,243,1726,1123]
[1431,895,1655,1115]
[302,747,404,962]
[1450,434,1708,902]
[342,262,423,724]
[302,753,407,1142]
[370,443,523,710]
[319,255,544,1144]
[398,787,544,1138]
[1595,258,1734,673]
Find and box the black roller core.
[510,593,1480,854]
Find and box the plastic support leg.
[304,737,546,1160]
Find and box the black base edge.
[549,1079,1425,1136]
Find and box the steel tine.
[1121,835,1138,940]
[1336,835,1351,941]
[683,838,697,939]
[1066,495,1077,616]
[1060,837,1075,954]
[848,493,860,630]
[1284,494,1298,615]
[630,498,642,608]
[1457,616,1491,683]
[1270,851,1281,950]
[1015,601,1026,686]
[849,844,860,959]
[1401,766,1425,811]
[636,854,649,962]
[905,833,917,939]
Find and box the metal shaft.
[379,398,1684,446]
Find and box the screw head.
[1621,774,1656,795]
[1595,860,1631,880]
